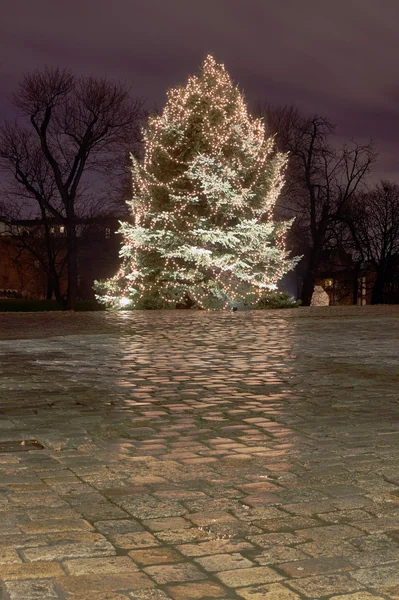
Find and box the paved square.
[0,307,398,599]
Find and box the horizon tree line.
[0,63,397,308]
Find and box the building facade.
[0,217,122,300]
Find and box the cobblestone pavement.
[0,307,398,600]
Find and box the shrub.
[254,292,301,310]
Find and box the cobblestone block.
[4,579,60,600]
[1,308,398,597]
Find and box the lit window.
[50,227,55,234]
[59,225,65,233]
[105,227,111,239]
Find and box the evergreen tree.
[96,56,298,309]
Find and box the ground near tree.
[0,307,398,599]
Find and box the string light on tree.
[95,55,298,309]
[119,297,131,307]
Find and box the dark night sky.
[1,0,399,180]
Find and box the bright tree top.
[96,55,298,309]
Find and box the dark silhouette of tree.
[0,67,142,308]
[345,182,399,304]
[261,105,376,305]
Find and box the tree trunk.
[352,262,360,305]
[52,274,65,307]
[46,278,53,300]
[176,293,195,309]
[300,227,327,307]
[66,219,78,310]
[371,274,385,305]
[40,212,65,307]
[300,266,317,306]
[45,258,64,307]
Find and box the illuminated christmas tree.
[96,55,297,309]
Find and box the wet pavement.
[0,307,398,600]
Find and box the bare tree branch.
[0,67,143,308]
[259,104,376,304]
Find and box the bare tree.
[344,182,399,304]
[0,67,143,308]
[0,210,68,303]
[262,106,376,305]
